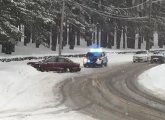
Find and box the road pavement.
[58,63,165,120]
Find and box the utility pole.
[146,0,152,50]
[59,0,65,56]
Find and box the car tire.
[63,68,69,73]
[104,62,107,67]
[69,68,74,72]
[160,59,164,64]
[100,61,104,67]
[84,64,87,68]
[39,67,44,72]
[146,57,149,62]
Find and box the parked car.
[133,50,150,62]
[27,56,81,72]
[150,51,165,63]
[83,50,108,67]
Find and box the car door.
[56,57,69,71]
[63,58,73,68]
[59,58,74,70]
[43,57,57,71]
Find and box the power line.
[88,0,149,10]
[118,0,163,9]
[154,2,165,10]
[69,1,148,21]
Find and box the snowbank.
[0,60,100,120]
[138,64,165,100]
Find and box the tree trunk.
[49,25,52,49]
[77,29,80,45]
[85,29,92,47]
[20,24,25,43]
[124,26,128,49]
[63,24,67,47]
[93,30,95,44]
[138,33,142,49]
[30,25,33,43]
[52,26,58,51]
[32,25,36,43]
[101,28,107,48]
[107,31,113,48]
[117,28,122,49]
[1,41,7,53]
[68,24,71,47]
[24,25,31,46]
[69,25,75,49]
[127,26,135,48]
[123,27,126,49]
[97,27,100,47]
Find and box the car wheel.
[69,68,74,72]
[146,57,149,62]
[100,61,104,67]
[104,62,108,67]
[63,68,68,72]
[39,67,44,72]
[84,64,87,68]
[160,59,164,64]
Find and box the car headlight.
[83,58,88,63]
[142,56,147,59]
[133,56,137,59]
[97,58,101,62]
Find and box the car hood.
[27,61,42,65]
[152,54,164,57]
[133,54,148,57]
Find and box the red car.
[27,56,81,72]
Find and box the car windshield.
[44,57,57,62]
[86,52,102,57]
[65,58,74,63]
[136,51,147,54]
[154,51,165,55]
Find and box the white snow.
[0,43,165,120]
[138,64,165,100]
[0,42,133,120]
[1,41,165,120]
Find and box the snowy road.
[60,63,165,120]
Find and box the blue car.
[83,51,108,67]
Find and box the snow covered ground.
[0,60,99,120]
[0,41,139,58]
[138,64,165,100]
[0,42,164,120]
[0,43,133,120]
